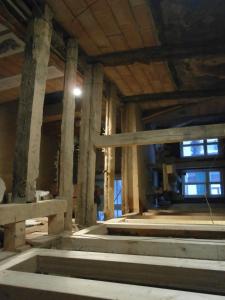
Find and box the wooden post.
[76,64,104,227]
[4,221,25,251]
[104,85,117,219]
[121,103,147,214]
[86,64,104,226]
[59,39,78,232]
[12,6,52,203]
[76,66,92,227]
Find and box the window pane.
[209,171,221,182]
[183,140,204,145]
[207,138,218,143]
[184,171,206,183]
[207,144,219,155]
[210,184,222,195]
[185,184,206,196]
[183,145,204,157]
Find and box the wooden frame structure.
[1,0,225,244]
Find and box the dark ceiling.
[151,0,225,91]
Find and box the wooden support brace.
[4,221,25,251]
[48,213,65,235]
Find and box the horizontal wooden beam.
[0,199,67,226]
[87,43,225,66]
[94,123,225,148]
[122,88,225,103]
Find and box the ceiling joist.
[87,43,225,66]
[122,88,225,103]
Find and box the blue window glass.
[114,180,122,218]
[181,139,219,157]
[183,170,223,197]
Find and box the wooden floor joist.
[0,249,224,297]
[0,270,223,300]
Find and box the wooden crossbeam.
[94,123,225,148]
[87,43,225,66]
[122,88,225,103]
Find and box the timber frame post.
[121,103,146,214]
[12,5,53,203]
[59,39,78,232]
[76,64,104,227]
[104,84,117,220]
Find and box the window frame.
[182,169,224,198]
[181,139,220,158]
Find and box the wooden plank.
[12,7,53,203]
[107,223,225,239]
[0,200,67,226]
[0,66,63,92]
[61,234,225,261]
[34,249,225,294]
[0,270,222,300]
[104,85,117,219]
[94,123,225,148]
[107,0,143,49]
[59,39,78,232]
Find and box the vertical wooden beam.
[86,64,104,226]
[12,6,52,203]
[121,103,147,214]
[76,66,92,227]
[104,85,117,219]
[76,64,104,227]
[59,39,78,232]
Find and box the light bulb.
[73,87,82,97]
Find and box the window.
[181,139,219,157]
[182,170,223,197]
[114,180,122,218]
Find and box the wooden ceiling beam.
[122,88,225,103]
[94,123,225,148]
[87,43,225,66]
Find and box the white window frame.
[181,139,220,158]
[182,169,223,198]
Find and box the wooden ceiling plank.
[127,64,152,93]
[88,0,130,52]
[107,0,144,49]
[108,35,128,52]
[0,53,23,78]
[129,0,158,47]
[63,0,87,16]
[47,0,100,55]
[75,3,113,53]
[104,67,132,95]
[116,65,143,94]
[140,63,157,93]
